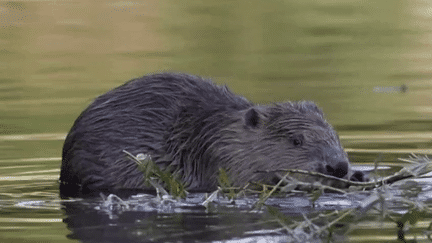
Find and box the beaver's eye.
[290,134,304,147]
[292,138,302,147]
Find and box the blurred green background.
[1,1,432,242]
[1,0,431,136]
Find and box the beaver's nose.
[325,161,348,178]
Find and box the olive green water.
[1,1,432,242]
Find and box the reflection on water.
[1,0,432,242]
[57,182,432,242]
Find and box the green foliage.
[123,150,188,199]
[308,188,323,208]
[400,209,422,226]
[266,205,292,229]
[218,168,236,200]
[218,167,232,188]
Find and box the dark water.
[1,0,432,242]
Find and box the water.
[1,0,432,242]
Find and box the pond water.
[1,0,432,242]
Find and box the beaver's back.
[60,73,251,196]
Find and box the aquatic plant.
[123,150,432,242]
[215,154,432,241]
[123,150,188,199]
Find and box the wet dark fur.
[60,73,364,196]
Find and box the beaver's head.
[217,101,366,187]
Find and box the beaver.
[60,73,366,196]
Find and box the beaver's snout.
[312,147,350,179]
[324,161,348,178]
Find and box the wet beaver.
[60,73,365,196]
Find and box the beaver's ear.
[297,101,324,117]
[244,108,260,128]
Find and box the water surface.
[1,0,432,242]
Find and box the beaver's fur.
[60,73,364,197]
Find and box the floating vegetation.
[117,151,432,242]
[122,150,188,199]
[255,153,432,194]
